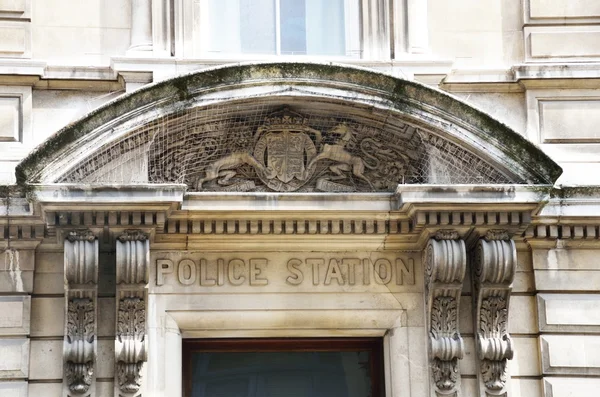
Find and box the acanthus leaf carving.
[481,359,508,392]
[432,358,459,393]
[473,233,516,396]
[424,234,467,397]
[65,298,95,394]
[117,230,149,242]
[484,229,510,242]
[63,230,98,396]
[116,297,147,394]
[434,229,460,241]
[66,229,96,242]
[115,230,150,396]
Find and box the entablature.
[5,184,594,251]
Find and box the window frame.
[182,337,385,397]
[177,0,363,59]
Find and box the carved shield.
[254,129,317,191]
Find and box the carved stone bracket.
[63,230,99,397]
[424,230,467,397]
[115,230,149,397]
[473,230,517,397]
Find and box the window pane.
[190,351,372,397]
[240,0,276,54]
[206,0,276,55]
[280,0,307,55]
[305,0,346,56]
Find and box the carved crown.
[262,108,310,129]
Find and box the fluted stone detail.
[63,230,98,397]
[115,230,149,397]
[424,230,467,397]
[473,230,517,397]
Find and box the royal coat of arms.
[192,108,410,192]
[253,111,321,191]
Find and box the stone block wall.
[533,248,600,397]
[0,249,34,397]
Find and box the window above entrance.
[199,0,360,58]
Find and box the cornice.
[1,184,600,249]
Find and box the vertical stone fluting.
[472,230,516,397]
[63,230,98,397]
[115,230,149,397]
[129,0,153,52]
[361,0,391,59]
[424,230,467,397]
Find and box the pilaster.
[472,230,517,397]
[63,230,99,397]
[361,0,391,59]
[128,0,153,54]
[406,0,430,54]
[115,230,149,397]
[424,230,467,397]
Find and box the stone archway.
[12,62,560,397]
[17,62,560,187]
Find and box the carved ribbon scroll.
[473,230,517,397]
[115,230,149,396]
[63,230,98,397]
[424,230,467,397]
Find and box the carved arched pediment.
[17,62,561,189]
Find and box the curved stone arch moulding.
[16,62,561,190]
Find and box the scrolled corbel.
[473,230,517,396]
[115,230,149,396]
[63,230,99,396]
[424,230,467,397]
[65,298,95,394]
[116,297,147,393]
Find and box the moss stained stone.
[15,62,562,185]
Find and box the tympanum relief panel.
[58,105,513,189]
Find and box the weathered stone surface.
[15,63,562,186]
[0,96,20,142]
[509,296,538,334]
[539,99,600,143]
[534,271,600,292]
[529,0,600,19]
[543,377,600,397]
[0,271,32,293]
[533,249,600,270]
[28,340,62,380]
[512,337,542,377]
[0,381,27,397]
[541,335,600,375]
[97,340,114,378]
[511,378,543,397]
[28,382,61,397]
[538,294,600,332]
[30,297,62,337]
[0,296,30,335]
[0,21,30,57]
[0,338,29,378]
[527,26,600,61]
[151,251,421,294]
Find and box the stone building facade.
[0,1,599,397]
